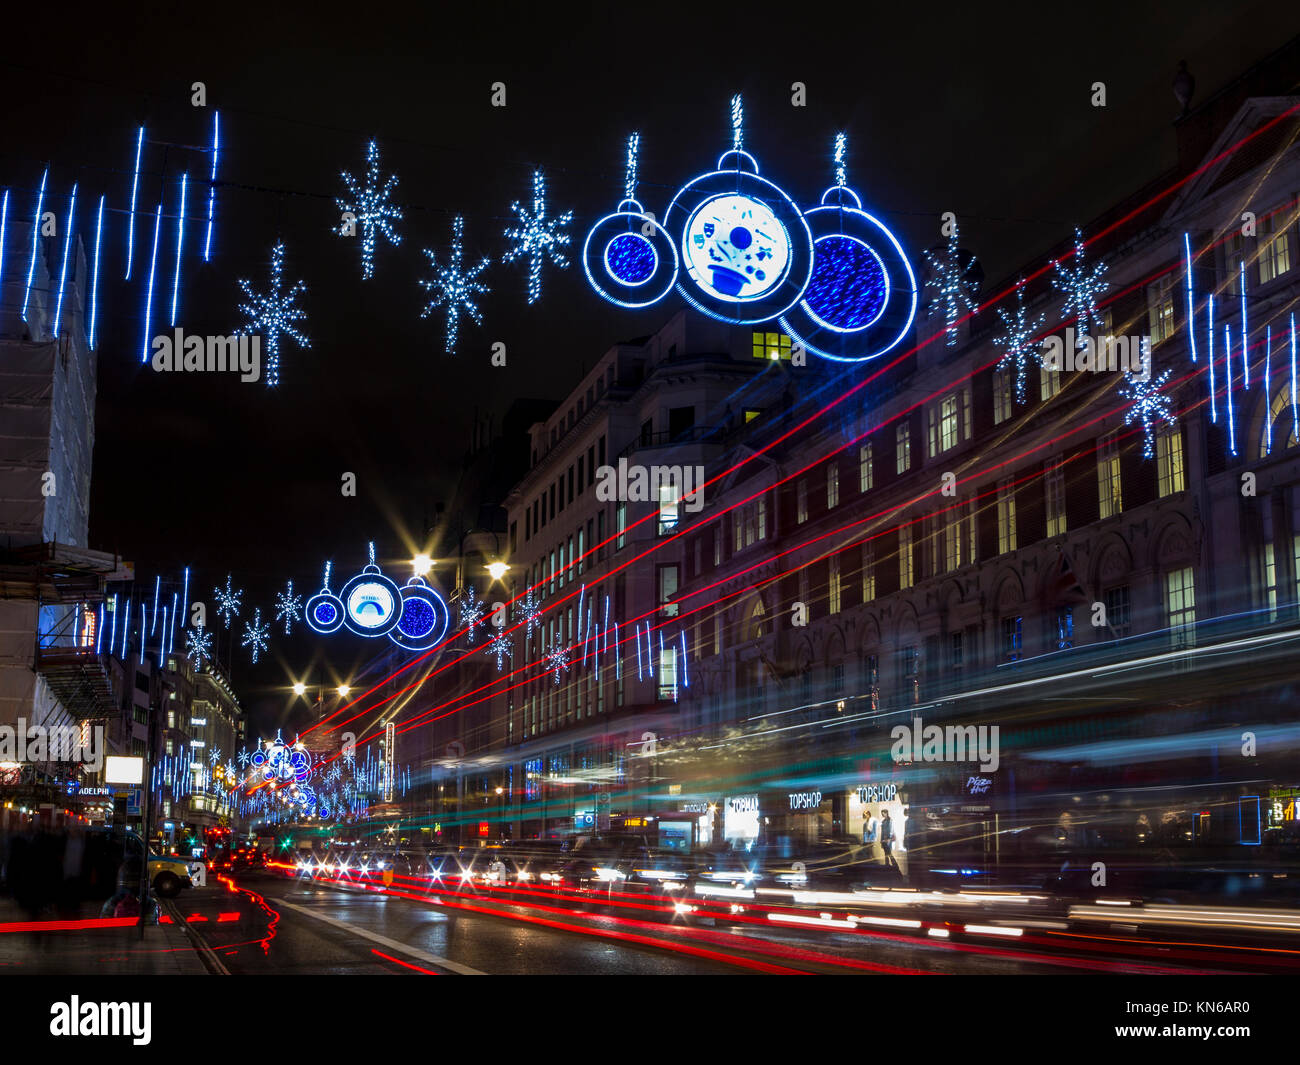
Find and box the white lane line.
[270,897,485,975]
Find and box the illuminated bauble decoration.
[388,574,451,653]
[665,154,811,324]
[339,543,402,637]
[305,560,345,635]
[780,134,917,362]
[582,133,679,308]
[663,98,811,325]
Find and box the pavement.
[0,891,211,975]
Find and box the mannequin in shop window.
[862,810,878,844]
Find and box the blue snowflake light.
[214,574,243,628]
[335,139,403,280]
[484,631,512,671]
[1120,352,1176,459]
[546,643,570,685]
[923,219,976,347]
[992,279,1046,403]
[1053,227,1109,343]
[275,580,303,635]
[503,170,573,304]
[185,624,212,666]
[419,215,490,355]
[458,585,485,644]
[241,608,270,664]
[235,240,310,388]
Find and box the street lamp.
[412,553,434,577]
[292,682,307,697]
[337,684,351,698]
[486,561,509,582]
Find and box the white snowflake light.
[1053,227,1109,345]
[545,643,570,685]
[517,588,542,643]
[185,624,212,666]
[992,279,1046,404]
[502,170,572,305]
[923,219,976,347]
[235,240,310,388]
[419,215,490,355]
[241,608,270,663]
[484,631,512,671]
[335,139,402,280]
[1120,347,1176,458]
[458,585,485,644]
[214,574,243,628]
[275,580,303,635]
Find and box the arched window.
[1259,383,1299,458]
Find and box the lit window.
[1156,425,1185,496]
[1260,211,1293,284]
[1098,431,1123,518]
[1041,361,1062,401]
[752,331,792,361]
[997,479,1017,554]
[1165,566,1196,646]
[862,543,876,602]
[899,523,913,590]
[797,479,809,524]
[1056,607,1074,650]
[1045,462,1067,537]
[826,462,839,509]
[615,504,626,550]
[828,555,842,614]
[993,369,1013,425]
[896,423,911,474]
[1147,274,1175,345]
[658,482,679,536]
[859,444,873,492]
[1001,615,1022,662]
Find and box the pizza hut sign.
[965,776,993,795]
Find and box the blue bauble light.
[306,562,345,635]
[780,185,917,363]
[583,198,679,309]
[388,575,450,653]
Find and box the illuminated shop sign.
[857,783,898,803]
[788,790,823,810]
[728,794,759,814]
[965,776,992,795]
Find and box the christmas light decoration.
[503,169,572,304]
[991,278,1044,403]
[120,598,130,659]
[1120,345,1175,459]
[388,573,449,653]
[204,111,219,262]
[665,95,812,326]
[21,169,47,323]
[546,642,570,685]
[181,566,190,632]
[922,218,976,347]
[125,127,143,280]
[214,574,243,627]
[241,608,269,663]
[151,575,160,635]
[109,593,118,653]
[1184,233,1197,363]
[484,631,512,671]
[88,195,104,349]
[335,139,402,280]
[1052,227,1109,344]
[517,588,542,643]
[306,561,345,635]
[275,580,302,635]
[1224,325,1237,455]
[457,585,485,643]
[419,215,489,355]
[1240,261,1249,388]
[235,240,309,388]
[52,184,76,338]
[186,624,212,666]
[0,190,8,294]
[582,132,679,309]
[1265,325,1273,454]
[158,606,168,667]
[1290,314,1297,442]
[780,131,916,362]
[170,173,186,326]
[339,542,402,638]
[140,203,162,363]
[1207,295,1216,422]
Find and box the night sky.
[3,1,1297,735]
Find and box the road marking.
[269,897,485,975]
